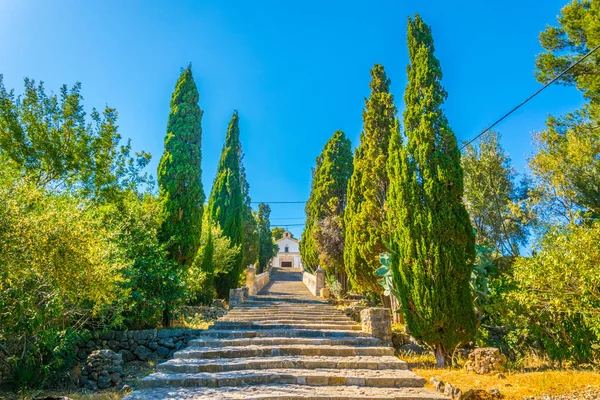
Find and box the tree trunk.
[381,294,391,308]
[336,270,349,295]
[162,308,171,328]
[389,295,404,324]
[434,345,450,368]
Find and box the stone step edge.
[187,337,381,348]
[196,331,371,339]
[157,356,408,373]
[138,369,426,389]
[173,346,395,359]
[211,323,363,331]
[124,385,447,400]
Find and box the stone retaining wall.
[75,328,206,362]
[302,267,326,297]
[254,268,271,294]
[302,270,318,296]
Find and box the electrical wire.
[460,43,600,151]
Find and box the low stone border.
[75,329,207,362]
[302,266,325,297]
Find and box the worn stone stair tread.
[187,337,382,348]
[219,320,358,326]
[196,329,371,338]
[174,345,395,359]
[125,385,447,399]
[212,322,363,331]
[158,356,408,373]
[138,368,426,388]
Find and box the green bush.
[0,161,127,388]
[484,223,600,365]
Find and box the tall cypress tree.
[157,65,204,267]
[387,14,475,367]
[257,203,278,272]
[305,130,353,287]
[344,65,399,293]
[208,111,245,298]
[240,162,259,268]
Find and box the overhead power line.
[250,201,307,204]
[460,43,600,151]
[270,223,305,227]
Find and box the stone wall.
[75,328,206,362]
[360,308,392,345]
[302,267,326,297]
[253,268,271,294]
[302,270,318,296]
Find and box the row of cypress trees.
[302,15,475,367]
[156,66,277,308]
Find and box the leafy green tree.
[257,203,278,272]
[344,65,398,293]
[0,76,151,200]
[503,222,600,364]
[157,66,205,267]
[535,0,599,107]
[387,14,475,367]
[112,192,182,330]
[305,130,353,289]
[272,227,289,241]
[462,131,530,257]
[187,215,240,305]
[529,1,600,225]
[0,158,127,389]
[208,111,245,298]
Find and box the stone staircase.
[124,267,446,400]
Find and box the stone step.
[138,368,426,389]
[212,322,363,331]
[225,312,350,318]
[187,337,382,348]
[198,329,371,339]
[157,356,409,373]
[228,309,344,316]
[124,385,447,399]
[174,345,395,359]
[219,319,358,325]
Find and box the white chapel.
[271,230,302,268]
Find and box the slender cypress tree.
[257,203,278,272]
[208,111,245,298]
[300,217,320,272]
[387,14,475,367]
[240,162,259,267]
[305,130,353,287]
[344,65,399,293]
[157,65,204,267]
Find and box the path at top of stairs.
[124,267,446,400]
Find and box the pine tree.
[387,15,475,367]
[257,203,278,272]
[344,65,398,293]
[305,130,353,288]
[208,111,245,298]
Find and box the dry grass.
[402,353,600,399]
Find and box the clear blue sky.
[0,0,584,238]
